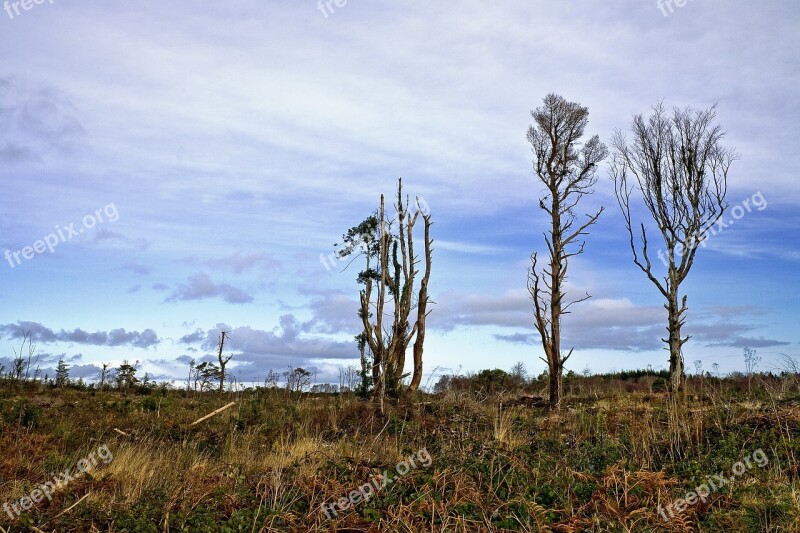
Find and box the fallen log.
[190,401,236,426]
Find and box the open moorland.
[1,371,799,532]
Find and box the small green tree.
[115,360,139,391]
[472,369,515,393]
[55,358,70,388]
[196,361,221,391]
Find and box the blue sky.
[0,0,798,386]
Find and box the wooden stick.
[52,492,91,520]
[190,402,236,426]
[113,428,129,436]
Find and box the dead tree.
[526,93,607,410]
[217,330,232,393]
[99,363,110,390]
[11,331,38,382]
[383,180,433,392]
[408,205,432,392]
[610,103,736,393]
[338,179,433,408]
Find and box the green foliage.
[534,484,558,506]
[3,399,41,428]
[55,358,70,387]
[652,377,669,392]
[141,396,160,412]
[355,332,373,397]
[435,369,512,393]
[594,368,671,380]
[573,481,597,503]
[336,213,381,264]
[115,360,139,390]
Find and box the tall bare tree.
[217,330,232,393]
[99,362,110,390]
[527,93,607,410]
[610,103,736,392]
[10,331,38,382]
[337,179,433,408]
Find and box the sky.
[0,0,798,388]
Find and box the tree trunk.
[409,212,432,392]
[217,331,229,393]
[372,195,388,408]
[549,359,562,409]
[667,291,685,392]
[548,200,564,410]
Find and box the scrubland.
[1,372,799,532]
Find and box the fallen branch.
[113,428,129,436]
[190,401,236,427]
[43,492,91,525]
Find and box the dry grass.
[1,380,799,531]
[101,438,206,502]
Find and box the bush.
[4,400,41,428]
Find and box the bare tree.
[217,330,232,393]
[187,359,197,391]
[10,331,38,382]
[527,93,607,410]
[744,347,761,394]
[99,362,111,390]
[345,365,359,391]
[264,368,279,389]
[333,365,360,393]
[187,359,203,391]
[338,179,433,408]
[285,367,311,393]
[610,103,736,392]
[510,361,528,388]
[408,199,433,392]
